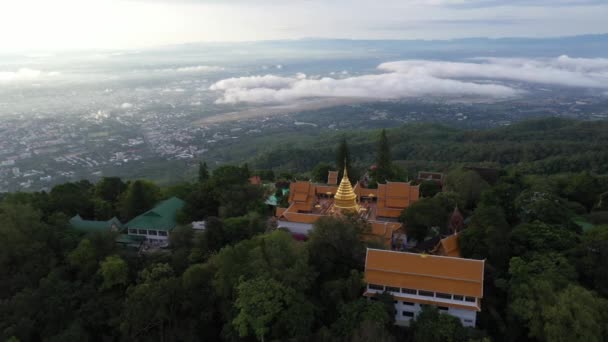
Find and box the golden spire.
[334,165,359,212]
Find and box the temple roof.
[365,248,485,298]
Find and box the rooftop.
[69,215,123,233]
[365,248,484,298]
[126,196,185,231]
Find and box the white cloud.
[0,68,59,83]
[121,102,134,109]
[154,65,224,73]
[209,56,608,104]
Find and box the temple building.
[275,166,420,247]
[364,248,484,327]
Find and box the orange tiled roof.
[365,249,484,298]
[328,171,338,185]
[377,182,420,210]
[362,221,403,248]
[435,234,461,258]
[289,181,315,208]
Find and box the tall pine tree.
[375,129,393,182]
[198,162,209,183]
[336,138,352,182]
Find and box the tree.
[99,255,128,290]
[94,177,126,204]
[572,225,608,296]
[118,180,160,220]
[312,162,335,183]
[542,285,608,342]
[68,239,97,277]
[445,169,489,210]
[420,180,441,198]
[399,193,458,242]
[181,182,220,222]
[410,306,469,342]
[169,225,194,250]
[336,138,352,182]
[375,129,393,182]
[507,253,577,340]
[514,190,573,226]
[211,165,249,186]
[233,277,312,342]
[198,162,210,183]
[509,222,577,258]
[121,264,182,341]
[331,298,391,339]
[459,205,510,268]
[563,172,600,211]
[307,216,368,281]
[49,181,95,217]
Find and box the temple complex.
[275,165,420,247]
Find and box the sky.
[0,0,607,52]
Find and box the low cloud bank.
[0,68,60,83]
[209,56,608,104]
[156,65,225,73]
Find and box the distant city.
[1,37,608,192]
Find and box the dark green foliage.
[95,177,127,204]
[336,137,353,182]
[118,180,161,220]
[375,129,393,182]
[572,225,608,297]
[307,216,368,281]
[3,119,608,342]
[50,181,95,218]
[509,222,577,258]
[198,161,210,183]
[445,169,490,210]
[459,205,510,268]
[409,306,469,342]
[399,192,459,241]
[312,162,335,183]
[419,180,441,198]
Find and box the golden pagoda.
[333,165,359,212]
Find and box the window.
[393,300,398,304]
[402,301,415,306]
[402,311,415,318]
[438,306,449,311]
[128,229,137,234]
[158,231,168,236]
[138,229,147,235]
[369,284,384,291]
[453,295,464,301]
[418,290,434,297]
[386,286,400,293]
[465,297,476,303]
[401,288,417,295]
[148,230,158,236]
[436,292,452,300]
[464,319,473,323]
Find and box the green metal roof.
[69,215,124,233]
[125,197,185,231]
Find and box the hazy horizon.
[1,0,607,52]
